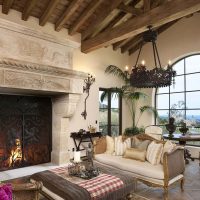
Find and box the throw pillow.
[146,141,163,165]
[123,148,146,162]
[93,137,107,154]
[131,137,151,151]
[114,136,131,156]
[161,140,176,164]
[105,135,115,154]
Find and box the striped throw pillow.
[114,136,131,156]
[146,141,163,165]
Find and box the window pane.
[99,91,108,108]
[99,109,108,134]
[111,108,119,125]
[173,59,184,75]
[170,75,184,93]
[186,110,200,127]
[111,93,119,108]
[186,73,200,91]
[186,92,200,109]
[157,110,169,125]
[186,55,200,73]
[157,86,169,94]
[111,126,119,136]
[170,93,185,108]
[156,94,169,109]
[170,110,184,125]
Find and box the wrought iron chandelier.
[129,26,176,88]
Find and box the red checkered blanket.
[50,166,124,200]
[77,173,124,200]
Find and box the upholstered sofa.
[94,134,185,199]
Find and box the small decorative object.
[81,74,95,119]
[0,183,12,200]
[86,143,94,167]
[179,122,189,135]
[165,117,176,138]
[73,151,81,163]
[124,26,176,88]
[88,125,96,133]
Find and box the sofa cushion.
[95,154,164,180]
[161,140,176,164]
[146,141,163,165]
[105,136,114,154]
[131,137,150,151]
[123,148,146,162]
[94,137,107,154]
[114,136,131,156]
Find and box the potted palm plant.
[101,65,158,136]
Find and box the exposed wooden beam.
[144,0,151,12]
[69,0,104,35]
[39,0,60,26]
[121,35,142,53]
[81,0,200,53]
[129,20,179,55]
[55,0,83,32]
[113,39,128,51]
[2,0,14,14]
[22,0,38,21]
[118,3,142,16]
[81,0,124,40]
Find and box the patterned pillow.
[123,148,146,162]
[114,136,131,156]
[105,135,115,154]
[146,141,163,165]
[131,137,151,151]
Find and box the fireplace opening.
[0,94,52,171]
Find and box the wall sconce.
[81,74,95,119]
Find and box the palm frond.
[100,87,123,102]
[100,91,108,102]
[105,65,128,83]
[124,92,148,101]
[140,106,158,118]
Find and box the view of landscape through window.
[99,89,121,136]
[156,54,200,146]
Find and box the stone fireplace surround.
[0,19,86,166]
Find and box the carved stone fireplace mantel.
[0,58,86,166]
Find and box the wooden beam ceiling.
[144,0,150,12]
[81,0,200,53]
[81,0,124,40]
[117,3,142,16]
[39,0,60,26]
[22,0,38,21]
[2,0,14,14]
[69,0,104,35]
[55,0,83,31]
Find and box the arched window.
[155,54,200,139]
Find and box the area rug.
[131,193,150,200]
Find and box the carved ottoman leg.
[180,178,184,191]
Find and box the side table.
[70,132,102,151]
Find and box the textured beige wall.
[130,13,200,128]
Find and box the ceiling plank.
[69,0,104,35]
[121,35,142,53]
[144,0,151,12]
[129,20,179,55]
[81,0,124,40]
[117,3,143,16]
[2,0,14,14]
[39,0,60,26]
[55,0,83,32]
[81,0,200,53]
[22,0,38,21]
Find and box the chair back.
[145,126,163,140]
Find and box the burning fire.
[9,138,23,167]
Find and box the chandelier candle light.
[129,26,176,88]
